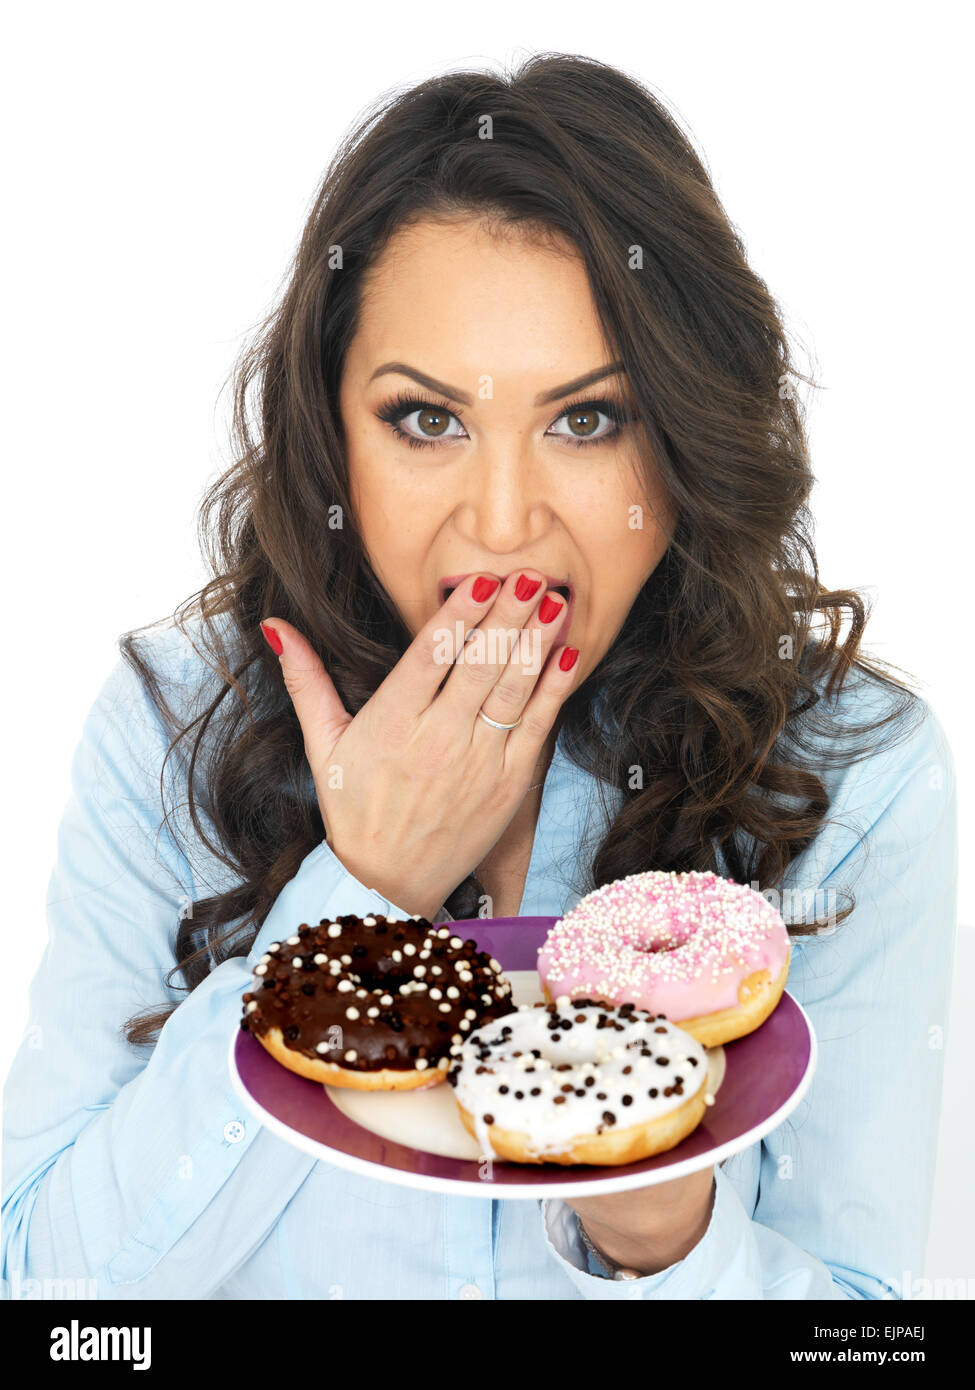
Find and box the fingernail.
[471,576,500,603]
[558,646,579,671]
[514,573,542,602]
[538,593,564,623]
[260,622,283,656]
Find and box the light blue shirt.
[1,621,958,1299]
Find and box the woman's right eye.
[376,394,468,450]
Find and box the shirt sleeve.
[539,695,957,1299]
[1,650,415,1300]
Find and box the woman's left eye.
[545,400,631,448]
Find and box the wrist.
[578,1177,716,1277]
[324,841,442,921]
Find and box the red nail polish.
[261,622,283,655]
[558,646,579,671]
[515,574,542,602]
[471,576,500,603]
[538,593,564,623]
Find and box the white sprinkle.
[415,1057,428,1069]
[340,955,351,966]
[344,1049,357,1062]
[403,943,417,956]
[413,964,427,977]
[346,1006,360,1020]
[429,988,443,1000]
[464,1009,478,1020]
[392,950,403,962]
[268,942,280,952]
[446,986,460,999]
[337,980,354,993]
[327,924,342,938]
[380,994,393,1006]
[363,916,376,926]
[245,1000,258,1013]
[367,1007,380,1018]
[315,1042,330,1053]
[313,953,327,965]
[291,958,303,969]
[286,936,300,945]
[438,1003,452,1013]
[450,936,463,949]
[259,953,271,964]
[254,963,267,975]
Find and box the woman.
[2,54,956,1299]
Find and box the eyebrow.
[367,360,627,407]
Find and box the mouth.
[438,574,573,607]
[437,572,575,648]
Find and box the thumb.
[260,619,352,756]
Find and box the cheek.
[568,469,672,563]
[347,449,438,633]
[348,442,409,543]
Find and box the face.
[339,214,676,687]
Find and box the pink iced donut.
[537,870,792,1048]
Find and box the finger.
[371,571,505,725]
[434,569,551,722]
[503,643,581,774]
[260,619,352,753]
[475,586,568,729]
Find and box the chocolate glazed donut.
[241,913,516,1090]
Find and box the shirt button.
[223,1120,246,1144]
[458,1282,484,1300]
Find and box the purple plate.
[229,916,817,1198]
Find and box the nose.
[454,446,549,553]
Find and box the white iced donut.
[448,997,711,1165]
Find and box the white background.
[2,1,971,1285]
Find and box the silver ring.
[477,709,522,731]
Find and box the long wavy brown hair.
[121,53,921,1046]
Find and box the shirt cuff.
[540,1163,750,1299]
